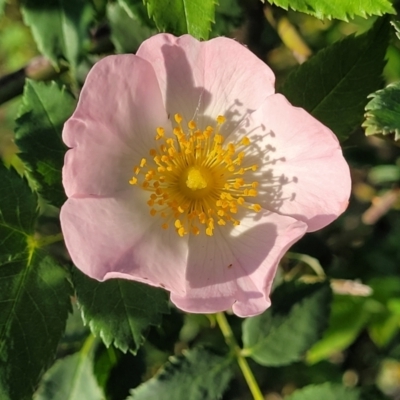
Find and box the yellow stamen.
[128,114,261,237]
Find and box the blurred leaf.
[307,295,371,364]
[368,165,400,185]
[73,269,170,353]
[0,161,72,400]
[242,281,332,367]
[34,337,103,400]
[20,0,93,69]
[268,0,394,21]
[210,0,243,38]
[143,0,216,39]
[15,80,76,208]
[108,2,154,53]
[367,277,400,347]
[0,0,5,17]
[285,383,389,400]
[281,17,389,142]
[127,347,234,400]
[363,82,400,140]
[118,0,156,28]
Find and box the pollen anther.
[129,114,261,237]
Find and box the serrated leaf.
[0,160,72,400]
[34,338,103,400]
[127,348,234,400]
[267,0,394,21]
[363,82,400,140]
[143,0,216,39]
[242,281,332,367]
[72,269,170,353]
[15,80,76,208]
[281,17,389,142]
[20,0,93,69]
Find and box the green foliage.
[143,0,216,39]
[108,2,155,53]
[20,0,93,69]
[73,270,170,353]
[242,281,331,367]
[267,0,394,21]
[34,338,103,400]
[0,0,5,17]
[15,80,76,208]
[285,383,389,400]
[127,347,234,400]
[307,295,371,364]
[281,17,389,142]
[0,163,72,400]
[363,82,400,141]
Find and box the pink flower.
[60,34,350,317]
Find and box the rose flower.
[60,34,350,317]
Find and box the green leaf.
[72,269,170,353]
[285,383,389,400]
[108,2,155,53]
[0,161,72,400]
[142,0,216,39]
[306,295,371,364]
[15,80,76,208]
[0,0,5,17]
[286,383,359,400]
[0,163,37,255]
[117,0,156,28]
[242,281,332,367]
[281,17,390,142]
[34,337,103,400]
[363,82,400,140]
[20,0,93,69]
[267,0,394,21]
[127,347,234,400]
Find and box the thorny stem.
[215,312,264,400]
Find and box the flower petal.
[60,191,189,294]
[237,93,351,232]
[170,210,307,317]
[63,54,170,198]
[136,34,275,130]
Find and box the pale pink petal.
[63,54,170,198]
[60,191,188,294]
[232,93,351,232]
[170,209,307,316]
[137,34,275,132]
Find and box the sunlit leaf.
[267,0,394,21]
[281,17,390,142]
[363,82,400,141]
[73,270,170,353]
[127,348,234,400]
[242,281,331,367]
[0,162,72,400]
[15,80,76,208]
[143,0,216,39]
[20,0,93,69]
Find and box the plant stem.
[215,312,264,400]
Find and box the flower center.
[129,114,261,237]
